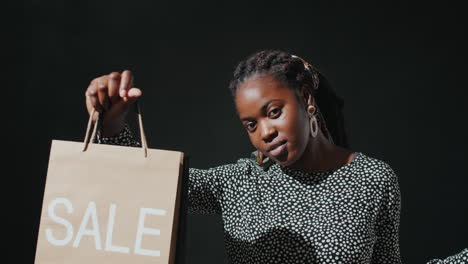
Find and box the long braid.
[314,71,350,148]
[228,49,350,149]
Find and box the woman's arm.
[371,164,402,264]
[93,125,250,215]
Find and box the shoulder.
[356,152,398,179]
[353,152,400,194]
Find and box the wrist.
[100,119,126,137]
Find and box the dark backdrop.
[24,0,467,263]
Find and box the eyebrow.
[240,99,283,122]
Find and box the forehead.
[235,74,297,111]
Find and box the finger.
[108,72,121,105]
[119,70,133,98]
[96,76,112,111]
[86,80,103,113]
[87,93,103,114]
[85,95,101,122]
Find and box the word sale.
[45,197,167,257]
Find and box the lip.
[268,140,287,157]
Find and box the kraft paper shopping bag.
[35,101,188,264]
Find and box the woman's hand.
[85,70,142,137]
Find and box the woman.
[85,50,402,263]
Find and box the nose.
[259,120,277,143]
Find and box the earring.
[307,105,318,138]
[256,151,264,165]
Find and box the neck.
[288,131,351,173]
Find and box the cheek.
[284,110,310,155]
[284,109,309,143]
[247,134,259,149]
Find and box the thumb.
[110,88,142,116]
[125,88,142,105]
[127,87,142,99]
[119,87,142,104]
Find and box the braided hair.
[228,49,350,149]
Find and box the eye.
[269,108,281,118]
[245,122,256,131]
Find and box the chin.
[271,150,297,166]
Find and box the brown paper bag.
[35,101,188,264]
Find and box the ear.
[300,86,313,106]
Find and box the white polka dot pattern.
[93,123,139,146]
[95,124,408,263]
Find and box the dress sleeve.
[93,124,252,216]
[371,164,402,264]
[187,160,252,215]
[426,248,468,264]
[187,167,224,215]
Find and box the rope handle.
[82,99,148,158]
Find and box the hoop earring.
[307,105,318,138]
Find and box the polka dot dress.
[95,124,405,263]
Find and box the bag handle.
[82,99,148,158]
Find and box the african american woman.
[85,50,402,263]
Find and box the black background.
[24,0,467,263]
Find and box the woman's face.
[235,74,311,166]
